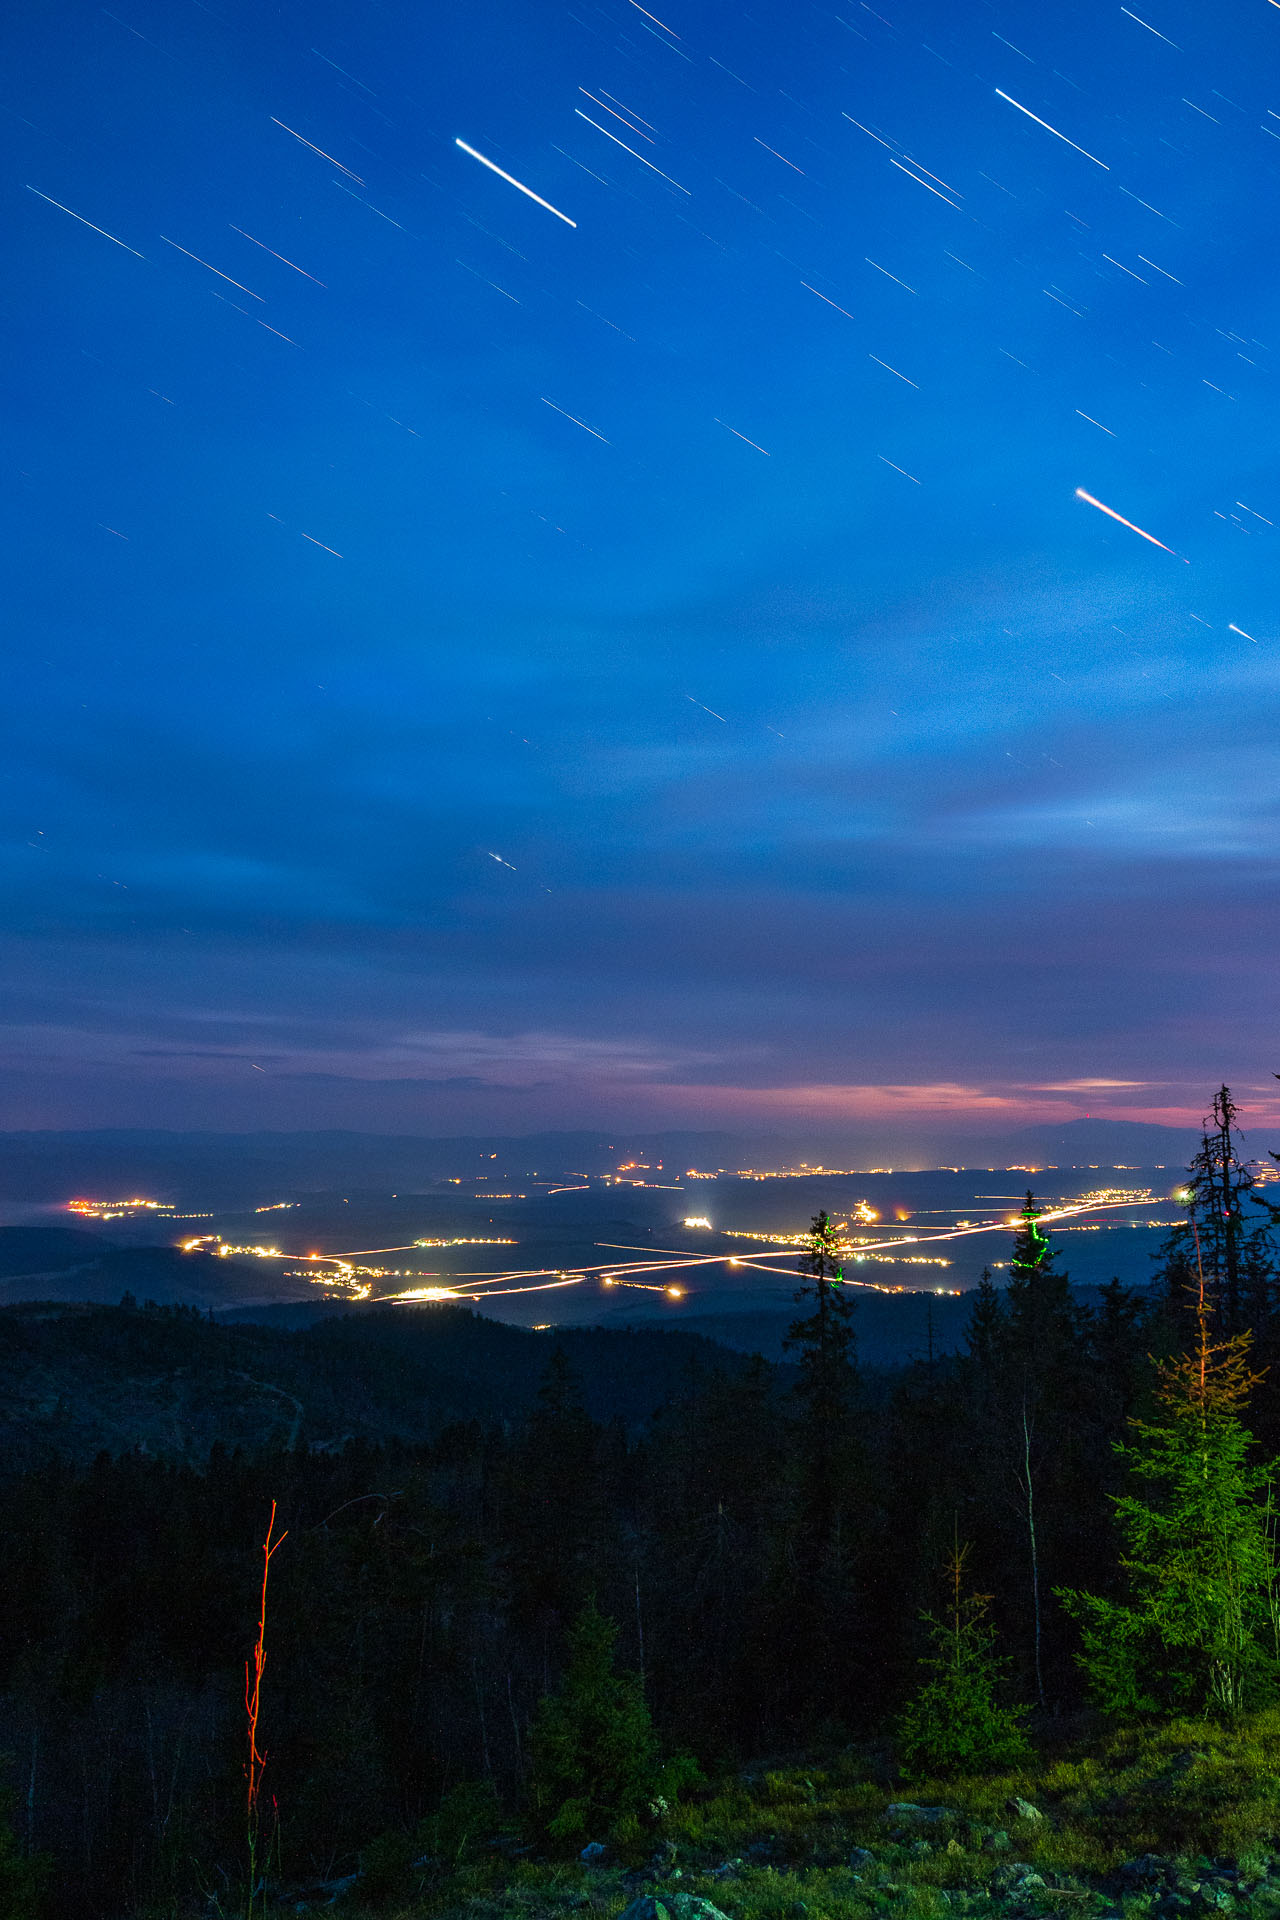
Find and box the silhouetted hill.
[975,1116,1203,1165]
[0,1225,318,1309]
[0,1300,756,1467]
[0,1225,110,1275]
[0,1128,761,1204]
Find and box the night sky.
[5,0,1279,1142]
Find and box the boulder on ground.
[618,1897,731,1920]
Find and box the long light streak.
[1138,254,1182,282]
[162,237,265,299]
[579,89,654,141]
[1074,486,1181,555]
[271,117,365,182]
[275,1194,1172,1309]
[869,354,920,387]
[541,396,610,441]
[626,0,680,37]
[598,89,658,134]
[995,89,1109,168]
[714,418,771,453]
[1118,184,1176,222]
[754,137,805,173]
[865,258,917,293]
[230,225,327,285]
[331,181,404,227]
[573,111,691,192]
[842,114,898,154]
[25,185,146,258]
[455,138,577,225]
[899,155,962,195]
[801,281,856,318]
[1102,252,1146,282]
[1120,8,1181,47]
[888,160,962,207]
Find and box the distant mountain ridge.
[0,1301,758,1467]
[971,1117,1206,1166]
[0,1225,317,1310]
[0,1117,1211,1206]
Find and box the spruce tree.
[764,1210,861,1725]
[1060,1270,1280,1717]
[965,1268,1004,1377]
[785,1209,859,1566]
[528,1598,679,1847]
[1157,1088,1274,1336]
[506,1348,607,1636]
[897,1540,1030,1776]
[1002,1192,1082,1705]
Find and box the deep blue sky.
[4,0,1279,1141]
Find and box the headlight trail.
[358,1196,1167,1305]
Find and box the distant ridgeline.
[0,1298,757,1467]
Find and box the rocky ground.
[311,1713,1280,1920]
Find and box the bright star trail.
[994,90,1110,168]
[7,0,1280,1147]
[25,185,146,257]
[454,138,578,225]
[1074,488,1181,556]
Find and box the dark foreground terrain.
[0,1298,752,1464]
[1,1115,1277,1920]
[331,1723,1280,1920]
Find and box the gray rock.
[580,1841,608,1864]
[1006,1797,1045,1822]
[618,1897,732,1920]
[848,1848,875,1869]
[1119,1855,1173,1886]
[990,1863,1043,1894]
[887,1802,954,1824]
[982,1830,1012,1853]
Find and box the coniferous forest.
[7,1088,1280,1919]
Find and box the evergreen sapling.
[897,1540,1030,1775]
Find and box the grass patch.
[332,1710,1280,1920]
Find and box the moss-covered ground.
[327,1711,1280,1920]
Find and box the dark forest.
[4,1090,1280,1918]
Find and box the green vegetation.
[334,1722,1280,1920]
[528,1598,695,1845]
[896,1545,1030,1776]
[8,1089,1280,1918]
[1062,1278,1279,1717]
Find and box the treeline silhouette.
[3,1087,1279,1917]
